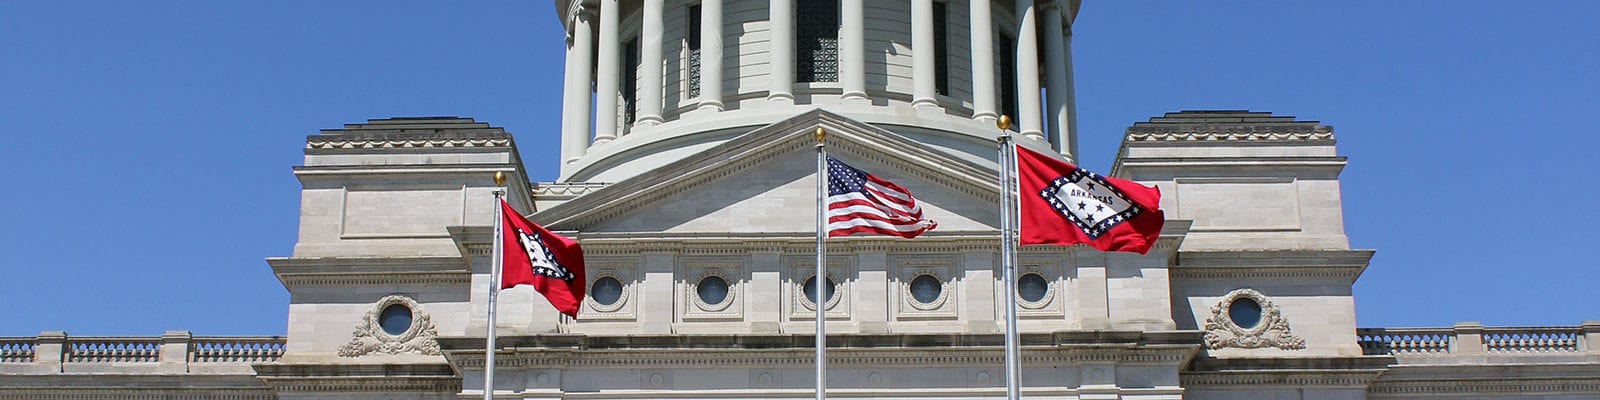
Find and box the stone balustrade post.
[160,330,192,373]
[1581,320,1600,354]
[35,331,66,372]
[1452,321,1485,355]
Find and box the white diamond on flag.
[1039,169,1143,240]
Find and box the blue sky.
[1,1,1595,336]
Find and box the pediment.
[532,110,1002,235]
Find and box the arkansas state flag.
[500,199,585,318]
[1016,146,1164,254]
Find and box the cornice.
[256,377,460,393]
[1182,370,1385,388]
[1369,378,1600,395]
[445,345,1198,370]
[0,388,275,400]
[268,256,470,288]
[1125,131,1335,143]
[305,136,511,151]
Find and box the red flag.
[500,199,585,318]
[1016,146,1164,254]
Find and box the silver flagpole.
[813,127,828,400]
[996,117,1021,400]
[485,172,507,400]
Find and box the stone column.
[969,0,997,121]
[560,8,595,165]
[1061,25,1079,159]
[840,0,867,102]
[1014,0,1045,140]
[768,0,795,103]
[911,0,938,108]
[1041,4,1070,153]
[637,0,665,125]
[698,0,725,111]
[593,0,622,144]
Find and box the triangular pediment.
[532,110,1002,235]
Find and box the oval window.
[803,276,837,305]
[591,276,624,306]
[696,276,730,305]
[1228,297,1263,329]
[909,275,942,304]
[378,304,412,336]
[1017,273,1048,303]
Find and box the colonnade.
[558,0,1080,165]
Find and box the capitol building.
[2,1,1597,399]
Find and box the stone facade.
[3,1,1598,399]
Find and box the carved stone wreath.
[338,295,442,357]
[1202,289,1305,350]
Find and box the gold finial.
[997,115,1012,131]
[493,171,507,186]
[814,127,826,142]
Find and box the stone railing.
[1358,321,1600,358]
[0,331,284,373]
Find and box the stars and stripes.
[826,157,936,238]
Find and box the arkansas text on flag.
[826,157,937,238]
[1016,147,1164,254]
[500,199,586,318]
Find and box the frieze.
[1125,130,1334,143]
[450,346,1196,369]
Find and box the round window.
[803,276,836,305]
[591,276,624,306]
[696,276,730,305]
[909,275,942,304]
[1017,273,1048,303]
[378,304,412,336]
[1228,297,1263,329]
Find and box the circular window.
[1228,297,1263,329]
[803,276,836,305]
[591,276,624,306]
[696,276,730,305]
[1017,273,1048,303]
[909,274,942,304]
[378,304,412,336]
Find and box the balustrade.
[0,338,35,363]
[0,332,284,371]
[1358,322,1598,357]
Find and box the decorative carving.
[1202,289,1305,350]
[338,295,441,357]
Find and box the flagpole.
[813,127,828,400]
[485,172,507,400]
[996,116,1021,400]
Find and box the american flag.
[826,157,937,238]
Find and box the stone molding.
[0,388,276,400]
[1171,266,1362,281]
[1202,289,1305,350]
[1181,371,1382,388]
[338,295,442,357]
[1368,377,1600,396]
[258,377,461,393]
[305,136,511,150]
[278,273,469,287]
[268,257,470,288]
[1125,130,1334,143]
[447,345,1198,369]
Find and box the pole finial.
[493,171,506,187]
[997,115,1012,131]
[814,127,826,142]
